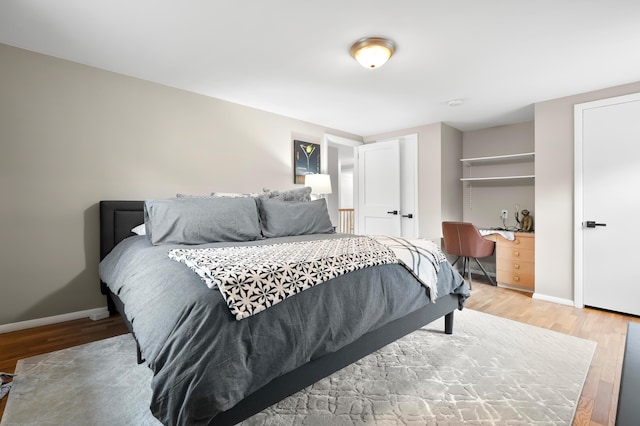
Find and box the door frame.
[573,92,640,308]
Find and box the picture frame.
[293,140,320,184]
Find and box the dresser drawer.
[497,259,534,276]
[496,247,534,262]
[496,269,535,289]
[499,234,535,250]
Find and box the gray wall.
[0,44,360,325]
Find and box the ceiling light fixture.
[349,37,396,69]
[448,99,464,107]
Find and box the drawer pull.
[514,263,520,269]
[514,276,520,282]
[514,239,520,245]
[514,251,520,257]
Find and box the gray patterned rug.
[1,309,596,426]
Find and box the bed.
[98,196,469,426]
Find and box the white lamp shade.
[304,174,332,195]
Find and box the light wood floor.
[0,283,637,425]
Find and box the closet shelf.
[461,175,535,182]
[460,152,535,166]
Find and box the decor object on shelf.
[304,173,332,197]
[293,140,320,184]
[515,209,534,232]
[349,37,396,69]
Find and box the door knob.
[387,210,398,215]
[585,221,607,228]
[401,213,413,218]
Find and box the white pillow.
[131,224,146,235]
[210,192,258,198]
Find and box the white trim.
[0,307,109,334]
[574,101,585,308]
[401,134,419,238]
[408,134,419,239]
[532,292,576,307]
[323,133,363,174]
[496,283,534,294]
[573,92,640,310]
[324,133,363,148]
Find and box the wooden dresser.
[486,232,535,291]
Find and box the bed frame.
[99,200,460,426]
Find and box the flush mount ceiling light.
[349,37,396,69]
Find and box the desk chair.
[442,221,496,289]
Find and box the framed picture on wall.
[293,140,320,184]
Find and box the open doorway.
[323,134,362,233]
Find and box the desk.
[482,232,535,291]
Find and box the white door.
[575,92,640,316]
[357,139,401,236]
[399,134,418,238]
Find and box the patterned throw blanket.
[369,235,447,300]
[169,236,446,320]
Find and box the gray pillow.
[144,197,262,245]
[256,198,334,238]
[262,186,312,202]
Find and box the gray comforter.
[99,233,468,426]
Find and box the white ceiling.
[1,0,639,136]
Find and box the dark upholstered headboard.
[99,200,145,260]
[99,200,146,359]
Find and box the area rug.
[1,309,596,426]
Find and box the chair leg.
[464,256,472,290]
[451,256,461,267]
[473,258,496,286]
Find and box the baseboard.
[532,293,576,307]
[497,283,533,294]
[0,306,109,334]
